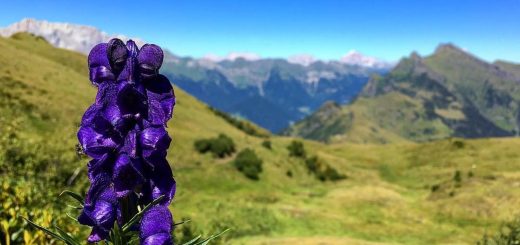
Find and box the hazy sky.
[1,0,519,62]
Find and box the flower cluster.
[77,39,176,244]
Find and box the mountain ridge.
[0,18,390,132]
[286,43,520,143]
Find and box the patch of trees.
[233,148,263,180]
[208,107,270,138]
[287,140,346,182]
[194,134,236,158]
[261,140,272,150]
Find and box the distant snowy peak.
[0,18,144,54]
[286,52,393,69]
[288,54,316,66]
[340,50,393,69]
[202,52,262,62]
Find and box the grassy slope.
[1,34,520,244]
[287,46,520,144]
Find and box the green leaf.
[195,229,230,245]
[181,235,202,245]
[20,217,77,245]
[54,226,81,245]
[173,219,191,227]
[181,229,230,245]
[59,190,84,206]
[65,213,78,223]
[121,195,165,233]
[66,204,83,210]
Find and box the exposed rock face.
[0,18,144,54]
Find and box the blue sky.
[0,0,519,62]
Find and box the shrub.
[286,170,293,178]
[233,148,263,180]
[261,140,272,150]
[468,171,474,178]
[194,134,236,158]
[477,217,520,245]
[287,140,306,158]
[208,107,270,138]
[304,155,346,182]
[454,170,462,183]
[431,184,440,192]
[452,139,465,149]
[319,166,346,181]
[305,156,320,173]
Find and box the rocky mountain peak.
[0,18,144,54]
[434,43,467,55]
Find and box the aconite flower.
[77,38,176,243]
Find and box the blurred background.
[1,0,520,244]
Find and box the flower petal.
[87,226,110,243]
[140,205,173,242]
[143,75,175,126]
[116,82,147,119]
[88,43,115,84]
[142,158,176,204]
[142,233,173,245]
[107,38,128,75]
[78,126,118,159]
[113,154,144,198]
[86,153,112,182]
[117,40,139,83]
[138,44,164,80]
[139,127,171,164]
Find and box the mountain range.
[285,44,520,143]
[0,18,392,132]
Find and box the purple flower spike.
[140,206,173,245]
[79,40,176,243]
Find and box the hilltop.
[286,44,520,143]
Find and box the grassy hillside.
[1,34,520,245]
[286,44,520,144]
